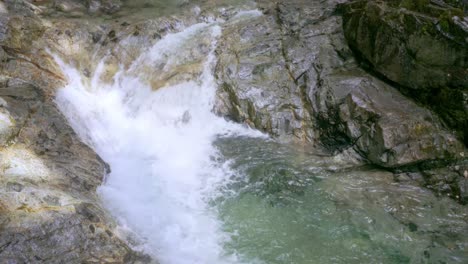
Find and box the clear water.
[52,6,468,264]
[215,138,468,264]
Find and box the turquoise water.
[214,137,468,264]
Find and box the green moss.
[413,123,431,137]
[438,8,465,31]
[399,0,429,12]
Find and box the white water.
[54,21,263,264]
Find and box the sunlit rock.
[0,2,8,14]
[0,146,52,181]
[0,110,14,145]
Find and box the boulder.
[341,0,468,145]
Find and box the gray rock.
[214,0,468,200]
[100,0,122,14]
[324,72,465,168]
[53,0,86,13]
[341,0,468,145]
[3,0,44,16]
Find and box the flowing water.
[53,7,468,264]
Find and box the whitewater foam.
[54,21,263,264]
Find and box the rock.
[86,0,101,13]
[342,0,467,89]
[0,15,45,52]
[215,0,466,168]
[325,72,465,168]
[100,0,122,14]
[0,2,7,14]
[53,0,86,13]
[50,0,121,15]
[215,13,305,139]
[215,1,347,142]
[214,0,468,200]
[0,3,151,262]
[3,0,44,16]
[419,161,468,204]
[341,0,468,145]
[0,109,14,145]
[0,77,151,263]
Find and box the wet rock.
[3,0,44,16]
[341,0,468,145]
[53,0,86,13]
[100,0,122,14]
[0,2,7,13]
[0,78,151,263]
[215,0,466,167]
[0,15,45,52]
[215,2,346,141]
[324,72,465,168]
[0,109,14,145]
[50,0,121,15]
[342,0,467,90]
[6,181,24,192]
[214,0,468,200]
[0,3,151,262]
[86,0,101,13]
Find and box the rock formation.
[342,0,468,146]
[214,0,468,202]
[0,0,467,262]
[0,0,150,262]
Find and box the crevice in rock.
[0,46,65,83]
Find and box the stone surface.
[0,1,152,262]
[0,77,151,263]
[49,0,122,15]
[341,0,468,145]
[0,108,14,145]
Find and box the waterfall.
[54,20,262,264]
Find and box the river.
[52,3,468,264]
